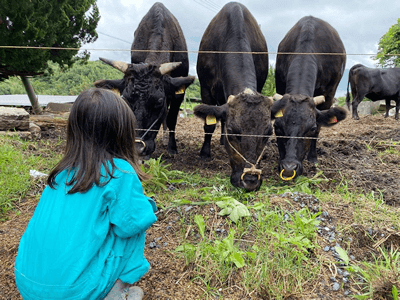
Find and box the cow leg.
[165,97,183,155]
[200,123,216,159]
[395,99,400,120]
[351,96,362,120]
[307,129,319,164]
[384,99,391,118]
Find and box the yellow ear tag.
[175,85,186,95]
[111,88,120,96]
[329,116,338,124]
[206,115,217,125]
[275,109,284,118]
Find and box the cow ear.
[169,76,196,95]
[271,98,287,120]
[94,79,125,95]
[193,103,228,123]
[316,107,347,127]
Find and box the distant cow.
[94,2,194,158]
[194,2,272,191]
[272,16,347,180]
[346,64,400,120]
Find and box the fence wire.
[1,45,400,57]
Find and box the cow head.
[94,58,195,158]
[194,88,273,191]
[271,94,347,179]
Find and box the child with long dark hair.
[15,88,157,300]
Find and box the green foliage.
[261,66,276,97]
[176,229,253,270]
[194,215,206,239]
[141,157,171,193]
[185,78,200,100]
[0,136,62,220]
[215,196,251,223]
[375,18,400,67]
[346,246,400,299]
[0,60,122,95]
[0,0,99,80]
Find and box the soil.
[1,111,400,300]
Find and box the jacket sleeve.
[108,169,157,239]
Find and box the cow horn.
[313,95,325,105]
[159,62,182,75]
[99,57,129,73]
[273,93,283,101]
[243,88,255,95]
[227,95,235,104]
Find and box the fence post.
[21,76,42,114]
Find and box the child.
[14,88,157,300]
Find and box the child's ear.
[316,107,347,127]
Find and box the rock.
[29,122,41,138]
[332,282,340,291]
[46,102,73,112]
[0,106,30,131]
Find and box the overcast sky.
[84,0,400,97]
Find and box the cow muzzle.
[240,166,262,191]
[279,160,302,181]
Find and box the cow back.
[197,2,269,105]
[131,2,189,78]
[276,16,346,110]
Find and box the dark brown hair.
[48,88,149,194]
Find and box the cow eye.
[309,126,318,134]
[227,127,241,142]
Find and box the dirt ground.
[1,111,400,300]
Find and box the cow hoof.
[199,153,211,160]
[308,158,318,164]
[168,149,178,155]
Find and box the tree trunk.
[20,76,42,114]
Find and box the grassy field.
[1,134,399,299]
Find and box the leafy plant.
[194,214,206,239]
[345,246,400,299]
[141,156,171,191]
[215,196,251,223]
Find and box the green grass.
[0,136,62,220]
[2,136,400,298]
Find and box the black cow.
[94,2,194,158]
[272,16,347,180]
[193,2,272,191]
[346,64,400,120]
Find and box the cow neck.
[224,126,267,179]
[285,55,318,96]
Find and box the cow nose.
[135,140,146,155]
[241,174,261,191]
[281,161,301,178]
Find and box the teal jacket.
[15,159,157,300]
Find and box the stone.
[0,106,30,131]
[46,102,73,112]
[29,122,41,138]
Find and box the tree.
[261,66,276,97]
[375,18,400,68]
[0,0,99,112]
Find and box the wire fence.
[1,45,400,57]
[2,45,400,149]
